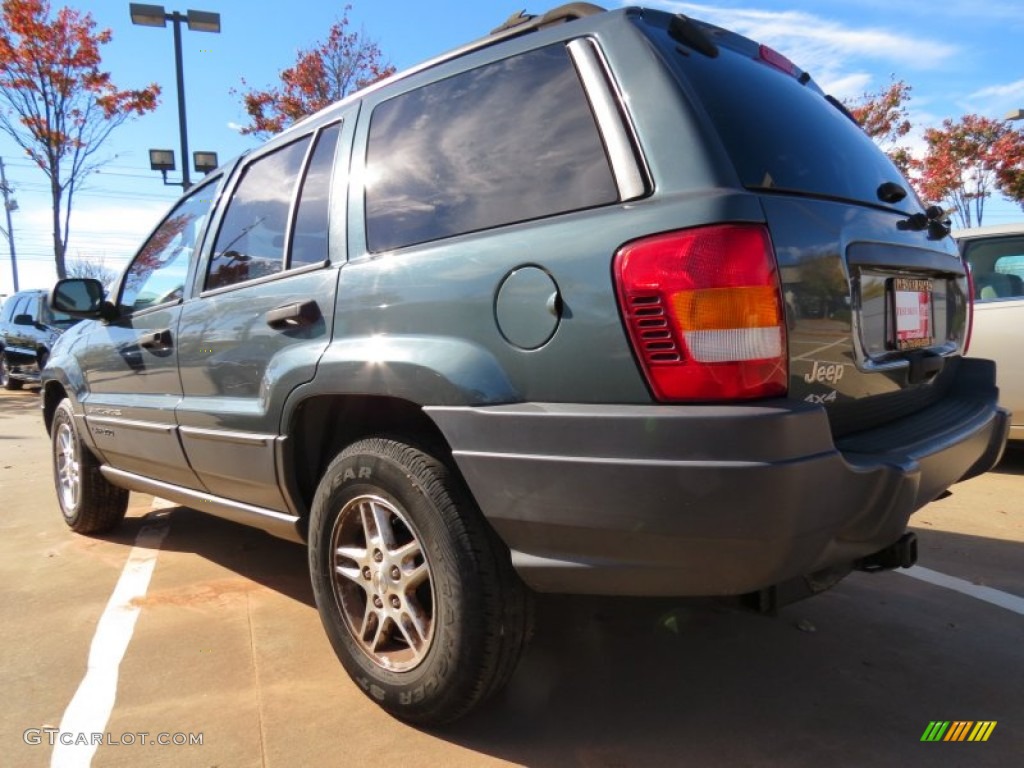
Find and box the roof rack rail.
[491,3,607,35]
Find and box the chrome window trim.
[567,38,647,201]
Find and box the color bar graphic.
[920,721,996,742]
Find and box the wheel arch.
[41,380,69,434]
[282,394,462,529]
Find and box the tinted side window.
[964,236,1024,301]
[365,44,618,252]
[24,294,40,321]
[121,183,217,312]
[207,137,311,290]
[290,122,341,268]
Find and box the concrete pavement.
[2,387,1021,767]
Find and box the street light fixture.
[128,3,164,26]
[148,149,176,172]
[193,151,219,175]
[147,148,219,185]
[129,4,221,190]
[1007,108,1024,122]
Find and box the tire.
[51,399,129,533]
[1,355,23,390]
[309,437,533,725]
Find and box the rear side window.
[364,44,619,252]
[963,236,1024,301]
[290,122,341,268]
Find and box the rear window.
[643,20,917,214]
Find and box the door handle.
[266,300,320,330]
[140,328,173,350]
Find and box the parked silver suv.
[42,4,1008,723]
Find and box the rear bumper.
[426,358,1009,596]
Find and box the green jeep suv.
[41,3,1009,724]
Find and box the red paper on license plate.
[893,278,932,350]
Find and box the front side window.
[206,137,312,290]
[121,184,217,312]
[964,236,1024,301]
[364,44,618,252]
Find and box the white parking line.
[51,509,171,768]
[897,566,1024,616]
[791,337,847,362]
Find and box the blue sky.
[2,0,1023,295]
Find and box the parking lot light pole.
[129,4,221,191]
[1006,108,1024,122]
[0,157,17,292]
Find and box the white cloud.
[639,2,958,97]
[2,199,170,294]
[227,121,245,133]
[970,79,1024,101]
[958,79,1024,120]
[65,201,168,262]
[820,72,873,102]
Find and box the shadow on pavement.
[992,442,1024,476]
[103,504,1024,767]
[104,507,313,608]
[439,529,1024,767]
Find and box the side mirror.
[50,278,113,319]
[13,313,34,326]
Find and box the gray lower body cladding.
[426,358,1008,596]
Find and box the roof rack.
[490,3,607,35]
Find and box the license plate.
[892,277,933,350]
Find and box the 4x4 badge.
[805,390,837,405]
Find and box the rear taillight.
[614,224,788,402]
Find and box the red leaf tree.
[236,5,395,138]
[0,0,160,279]
[844,77,914,177]
[916,115,1024,229]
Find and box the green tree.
[0,0,159,279]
